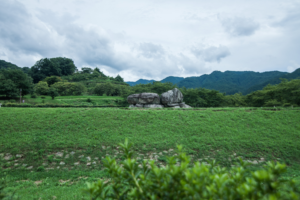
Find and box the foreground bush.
[85,139,299,200]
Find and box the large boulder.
[144,104,164,108]
[127,94,140,105]
[167,103,180,107]
[138,93,160,104]
[179,102,192,108]
[161,88,183,105]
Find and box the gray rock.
[129,104,136,108]
[4,155,12,160]
[173,106,181,108]
[135,104,144,108]
[167,103,180,107]
[161,88,183,104]
[127,94,140,104]
[179,103,192,108]
[138,93,160,104]
[144,104,164,108]
[55,152,63,157]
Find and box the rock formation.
[128,88,192,108]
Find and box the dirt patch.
[34,180,43,185]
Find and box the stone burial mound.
[127,88,192,108]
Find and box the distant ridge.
[245,68,300,94]
[126,69,300,95]
[161,76,184,84]
[177,70,288,95]
[126,76,184,86]
[126,79,156,86]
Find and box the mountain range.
[126,76,184,86]
[126,69,300,95]
[2,59,299,95]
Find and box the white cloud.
[220,16,260,37]
[192,45,230,63]
[0,0,299,81]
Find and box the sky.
[0,0,300,81]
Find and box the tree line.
[0,58,299,107]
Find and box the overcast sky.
[1,0,300,81]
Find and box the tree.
[51,82,86,96]
[94,83,107,96]
[81,67,93,74]
[43,76,64,86]
[0,69,33,98]
[0,60,19,70]
[48,87,59,100]
[30,57,77,83]
[0,74,18,98]
[115,74,124,82]
[68,82,86,95]
[50,57,77,76]
[246,79,300,106]
[34,81,49,95]
[30,58,61,83]
[21,67,31,75]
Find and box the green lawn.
[0,95,123,106]
[0,107,299,199]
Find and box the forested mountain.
[0,60,20,70]
[126,79,156,86]
[126,76,184,86]
[177,70,288,95]
[161,76,184,84]
[245,68,300,94]
[0,60,31,75]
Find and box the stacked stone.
[127,88,192,108]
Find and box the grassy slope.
[1,108,299,156]
[1,108,300,199]
[0,95,123,106]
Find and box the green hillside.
[161,76,184,84]
[126,79,156,86]
[126,76,184,86]
[245,68,300,94]
[177,70,288,95]
[1,107,300,198]
[0,60,20,70]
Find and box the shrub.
[34,81,49,95]
[37,166,45,172]
[3,103,31,107]
[85,139,300,200]
[30,93,37,98]
[283,103,291,107]
[48,87,59,100]
[264,99,282,107]
[87,98,92,103]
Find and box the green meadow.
[0,107,300,199]
[0,95,123,107]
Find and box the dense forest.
[1,58,299,107]
[127,70,300,95]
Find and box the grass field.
[0,95,123,107]
[0,107,300,199]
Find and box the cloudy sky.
[0,0,300,81]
